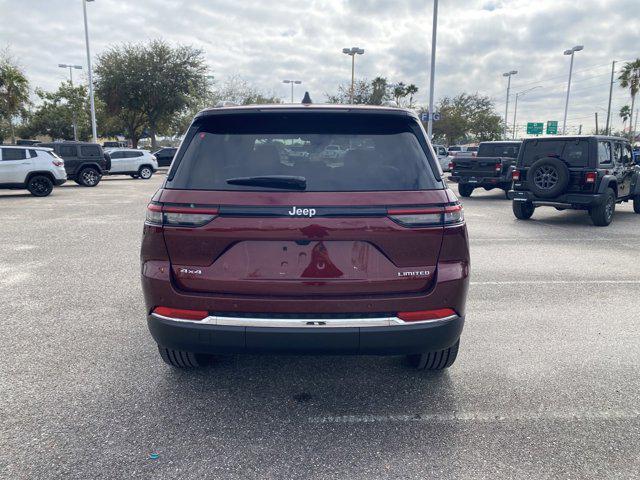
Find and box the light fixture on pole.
[562,45,584,135]
[282,80,302,103]
[58,63,83,141]
[502,70,518,139]
[427,0,439,140]
[512,85,541,139]
[342,47,365,104]
[82,0,98,144]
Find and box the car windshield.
[167,112,439,191]
[521,139,589,167]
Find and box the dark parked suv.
[38,141,110,187]
[509,135,640,226]
[141,103,470,370]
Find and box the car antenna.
[301,92,312,104]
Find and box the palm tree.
[405,84,419,108]
[393,82,406,106]
[618,59,640,140]
[0,59,30,143]
[620,105,631,133]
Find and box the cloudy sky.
[1,0,639,135]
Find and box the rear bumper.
[54,178,66,186]
[450,175,510,187]
[147,313,464,355]
[509,189,606,207]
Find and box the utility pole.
[595,112,599,134]
[578,124,583,135]
[427,0,438,140]
[634,109,639,144]
[605,60,616,135]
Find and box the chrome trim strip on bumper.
[151,313,459,328]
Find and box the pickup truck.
[448,141,521,198]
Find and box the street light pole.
[427,0,438,140]
[562,45,583,135]
[282,80,302,103]
[82,0,98,144]
[58,63,83,140]
[503,70,518,139]
[512,85,542,139]
[342,47,365,104]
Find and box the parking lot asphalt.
[1,175,639,480]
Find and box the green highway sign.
[546,121,558,134]
[526,122,544,135]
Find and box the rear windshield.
[168,112,439,191]
[477,143,520,158]
[520,139,589,167]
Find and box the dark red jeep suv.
[141,103,470,370]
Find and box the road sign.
[526,122,544,135]
[420,112,440,122]
[546,121,558,135]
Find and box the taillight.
[512,170,520,181]
[398,308,457,322]
[145,203,218,227]
[52,159,64,167]
[448,162,455,170]
[495,162,502,172]
[388,204,463,227]
[585,172,597,184]
[472,152,477,157]
[153,306,208,321]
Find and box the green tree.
[95,40,209,149]
[618,59,640,139]
[0,56,30,143]
[619,105,631,133]
[427,93,503,144]
[369,76,390,105]
[405,84,419,108]
[21,81,90,141]
[392,82,407,106]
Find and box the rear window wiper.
[226,175,307,190]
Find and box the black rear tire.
[77,167,101,187]
[458,184,474,197]
[407,340,459,371]
[158,345,200,368]
[513,200,535,219]
[634,196,640,214]
[27,175,54,197]
[589,188,615,226]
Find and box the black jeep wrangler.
[449,141,521,198]
[37,141,110,187]
[509,136,640,226]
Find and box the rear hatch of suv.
[156,108,458,300]
[516,138,593,193]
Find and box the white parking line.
[471,280,640,285]
[308,409,640,424]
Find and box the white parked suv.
[0,146,67,196]
[105,148,158,179]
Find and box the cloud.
[1,0,639,133]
